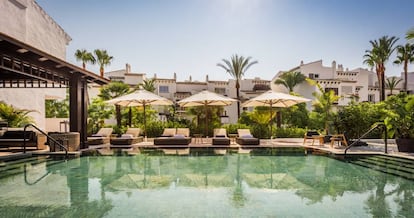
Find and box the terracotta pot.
[396,138,414,153]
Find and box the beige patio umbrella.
[177,90,237,136]
[106,89,173,137]
[242,90,311,135]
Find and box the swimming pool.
[0,154,413,217]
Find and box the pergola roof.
[0,32,109,88]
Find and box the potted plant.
[384,93,414,152]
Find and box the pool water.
[0,155,413,217]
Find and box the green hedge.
[275,127,307,138]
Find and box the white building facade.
[271,60,405,109]
[103,64,271,124]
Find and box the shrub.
[222,123,250,134]
[145,121,165,138]
[275,127,307,138]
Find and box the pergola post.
[70,72,87,149]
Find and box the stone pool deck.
[1,138,413,161]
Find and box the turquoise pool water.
[0,155,413,217]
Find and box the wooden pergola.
[0,32,109,149]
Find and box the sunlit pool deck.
[1,138,413,161]
[86,137,414,160]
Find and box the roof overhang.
[0,32,109,88]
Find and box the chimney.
[154,73,157,79]
[332,60,336,78]
[300,60,304,66]
[189,76,192,82]
[174,72,177,80]
[125,63,131,74]
[338,64,343,71]
[206,75,209,82]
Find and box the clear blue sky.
[37,0,414,81]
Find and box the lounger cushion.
[154,137,191,145]
[212,138,230,145]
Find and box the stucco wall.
[0,88,66,130]
[0,0,71,59]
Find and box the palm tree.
[363,36,399,101]
[274,71,306,92]
[407,27,414,40]
[74,49,96,70]
[394,43,414,92]
[0,102,35,127]
[308,79,340,135]
[138,78,156,92]
[217,54,258,119]
[94,49,114,77]
[386,77,402,95]
[98,82,130,128]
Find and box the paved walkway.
[1,138,414,160]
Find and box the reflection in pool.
[0,155,413,217]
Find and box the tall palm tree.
[217,54,258,119]
[138,78,156,92]
[385,77,402,95]
[74,49,96,69]
[274,71,306,92]
[308,79,340,135]
[394,43,414,92]
[363,36,399,101]
[98,82,130,128]
[94,49,114,77]
[407,27,414,40]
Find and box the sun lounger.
[236,129,259,146]
[87,127,113,145]
[110,128,144,148]
[154,128,192,146]
[212,128,230,146]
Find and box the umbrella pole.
[128,107,132,127]
[143,103,147,139]
[205,104,208,137]
[270,102,273,139]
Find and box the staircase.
[348,155,414,180]
[0,156,63,179]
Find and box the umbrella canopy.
[178,90,237,107]
[106,89,173,137]
[177,90,237,136]
[242,90,311,136]
[106,89,173,107]
[242,90,310,108]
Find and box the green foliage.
[307,112,325,132]
[217,54,258,118]
[335,102,386,139]
[0,102,35,127]
[74,49,96,69]
[222,123,250,134]
[94,49,114,75]
[145,121,165,138]
[239,107,275,138]
[99,81,130,127]
[187,106,223,136]
[87,98,113,135]
[383,93,414,139]
[363,35,399,101]
[308,79,340,134]
[138,78,156,92]
[45,92,69,118]
[385,77,402,95]
[274,71,306,92]
[280,103,309,127]
[275,127,307,138]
